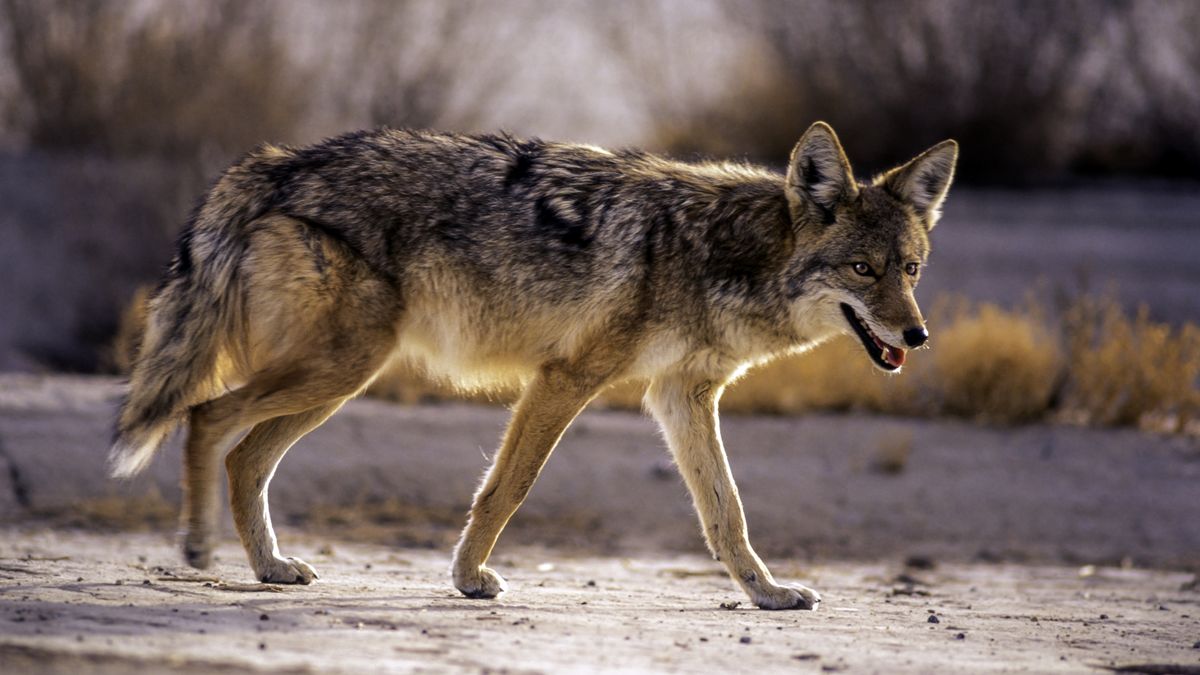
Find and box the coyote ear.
[785,122,857,224]
[879,140,958,228]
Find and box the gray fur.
[110,122,957,609]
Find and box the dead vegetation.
[1060,298,1200,432]
[0,0,306,166]
[633,0,1200,180]
[111,290,1200,435]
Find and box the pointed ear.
[785,122,857,223]
[878,140,958,228]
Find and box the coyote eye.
[852,262,873,276]
[905,262,920,276]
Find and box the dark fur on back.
[215,129,798,326]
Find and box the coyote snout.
[111,121,956,609]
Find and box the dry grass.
[925,302,1062,424]
[1060,297,1200,432]
[112,289,1199,434]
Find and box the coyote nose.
[903,327,929,348]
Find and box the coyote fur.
[111,122,957,610]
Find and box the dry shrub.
[1,0,306,166]
[639,0,1200,180]
[345,0,516,132]
[1062,297,1200,432]
[927,302,1063,424]
[648,45,806,164]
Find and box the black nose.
[903,327,929,348]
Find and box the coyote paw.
[182,531,214,570]
[454,565,508,599]
[256,556,319,585]
[752,582,821,611]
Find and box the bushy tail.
[109,149,284,477]
[108,277,229,477]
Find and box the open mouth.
[840,304,906,371]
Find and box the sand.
[1,529,1198,674]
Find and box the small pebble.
[259,613,269,621]
[739,636,752,644]
[955,633,966,640]
[927,615,940,624]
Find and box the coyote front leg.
[452,363,602,598]
[646,374,820,610]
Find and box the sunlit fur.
[110,122,956,606]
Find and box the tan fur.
[111,124,957,609]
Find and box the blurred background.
[0,0,1197,433]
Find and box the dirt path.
[1,529,1197,674]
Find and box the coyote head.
[783,122,958,372]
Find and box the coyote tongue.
[883,345,906,368]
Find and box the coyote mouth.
[840,304,906,371]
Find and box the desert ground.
[1,528,1197,675]
[1,374,1198,673]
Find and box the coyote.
[111,122,956,610]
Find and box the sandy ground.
[1,375,1199,672]
[1,529,1198,674]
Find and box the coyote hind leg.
[178,212,397,581]
[181,360,383,583]
[225,399,346,584]
[181,404,236,569]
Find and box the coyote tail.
[108,151,283,477]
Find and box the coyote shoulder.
[111,122,957,609]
